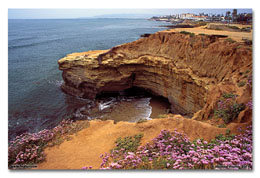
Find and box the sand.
[36,116,250,170]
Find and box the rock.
[140,33,151,38]
[58,32,252,120]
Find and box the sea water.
[8,18,170,140]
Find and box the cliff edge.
[58,32,252,120]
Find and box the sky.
[8,8,252,19]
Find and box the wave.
[47,80,64,87]
[134,98,152,120]
[98,98,116,111]
[8,38,68,50]
[9,36,36,43]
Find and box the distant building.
[232,9,238,21]
[193,15,207,21]
[150,9,252,24]
[180,13,195,19]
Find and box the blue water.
[8,18,168,140]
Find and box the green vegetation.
[243,39,252,45]
[228,25,240,30]
[215,27,222,31]
[112,133,143,153]
[189,33,195,37]
[222,93,237,99]
[8,119,89,168]
[241,27,251,32]
[214,93,245,124]
[197,22,207,26]
[225,38,236,43]
[225,128,231,135]
[97,127,252,170]
[236,45,242,49]
[244,70,250,74]
[237,81,246,87]
[156,114,168,118]
[218,124,227,128]
[180,31,195,37]
[137,119,148,123]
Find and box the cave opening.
[96,86,172,119]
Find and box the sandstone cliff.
[58,32,252,120]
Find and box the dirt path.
[36,116,250,170]
[163,25,252,42]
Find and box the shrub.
[244,70,250,75]
[229,25,240,30]
[237,81,246,87]
[189,33,195,37]
[247,75,252,87]
[198,22,207,26]
[95,126,252,170]
[112,133,143,153]
[243,39,252,45]
[215,27,222,31]
[156,114,168,118]
[180,31,195,37]
[225,38,236,43]
[246,99,253,110]
[8,119,89,169]
[222,93,237,99]
[218,124,227,128]
[236,45,242,49]
[137,119,148,123]
[214,93,245,124]
[180,31,190,34]
[241,27,251,32]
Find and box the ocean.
[8,18,169,141]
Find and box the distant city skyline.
[8,9,252,19]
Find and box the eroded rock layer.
[58,32,252,117]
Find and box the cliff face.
[58,32,252,118]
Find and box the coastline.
[9,23,253,170]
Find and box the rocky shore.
[58,30,252,120]
[9,25,253,170]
